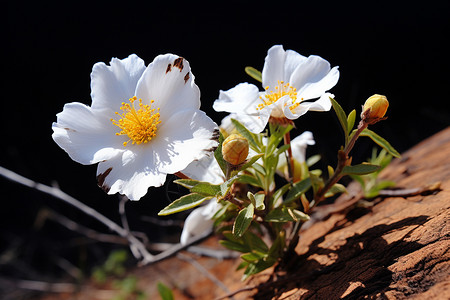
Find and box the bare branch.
[0,165,155,264]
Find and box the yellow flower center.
[111,96,161,147]
[257,81,304,114]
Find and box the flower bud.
[361,94,389,122]
[222,133,249,165]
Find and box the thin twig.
[0,165,154,263]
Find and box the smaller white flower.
[52,54,218,200]
[277,131,315,181]
[180,198,221,245]
[179,156,223,245]
[213,45,339,133]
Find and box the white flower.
[180,198,221,245]
[213,45,339,133]
[277,131,315,182]
[52,54,218,200]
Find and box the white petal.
[96,150,166,200]
[284,49,307,80]
[180,201,217,245]
[135,54,200,121]
[155,109,218,174]
[52,102,124,165]
[262,45,287,89]
[213,82,260,114]
[289,55,332,92]
[90,54,146,111]
[233,109,271,133]
[291,131,315,162]
[284,93,334,119]
[298,66,340,100]
[182,155,225,184]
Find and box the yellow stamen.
[111,96,161,147]
[257,81,300,112]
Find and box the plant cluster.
[52,45,399,279]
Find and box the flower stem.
[283,131,294,184]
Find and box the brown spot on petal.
[166,63,172,73]
[184,72,190,84]
[211,128,220,141]
[97,167,112,193]
[63,127,77,132]
[173,57,184,71]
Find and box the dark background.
[3,0,450,287]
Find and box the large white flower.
[52,54,218,200]
[213,45,339,133]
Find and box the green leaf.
[157,282,174,300]
[347,109,356,132]
[174,179,221,196]
[219,240,251,253]
[237,174,262,188]
[214,131,228,175]
[220,174,240,196]
[265,207,309,222]
[242,230,269,253]
[330,97,348,138]
[284,177,311,204]
[236,153,264,173]
[272,183,291,206]
[253,193,265,210]
[306,154,321,167]
[342,163,381,176]
[233,204,254,238]
[158,193,212,216]
[360,129,401,158]
[324,183,347,198]
[231,118,259,151]
[241,252,266,263]
[365,180,396,198]
[245,66,262,82]
[190,182,221,196]
[242,258,276,280]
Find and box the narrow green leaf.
[324,183,347,198]
[241,252,266,263]
[265,207,297,222]
[237,174,263,188]
[237,153,264,173]
[284,177,312,204]
[233,204,254,238]
[330,97,348,138]
[242,258,276,280]
[231,118,259,151]
[360,129,401,158]
[174,179,221,196]
[157,282,174,300]
[253,193,265,210]
[242,230,269,253]
[272,183,291,206]
[244,66,262,82]
[347,109,356,132]
[327,165,335,177]
[158,193,212,216]
[214,131,228,175]
[220,174,240,196]
[219,240,251,253]
[274,144,291,157]
[306,154,321,167]
[190,182,221,196]
[174,179,201,189]
[251,163,266,176]
[342,163,381,176]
